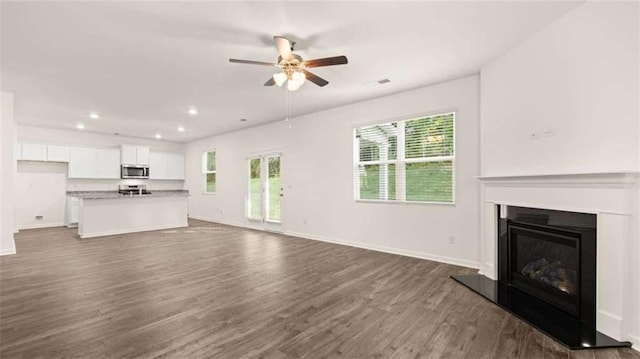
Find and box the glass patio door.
[247,153,283,230]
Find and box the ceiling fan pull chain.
[286,88,293,130]
[285,89,289,123]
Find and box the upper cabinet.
[20,143,47,161]
[18,143,70,162]
[47,145,70,162]
[121,145,150,166]
[95,149,121,179]
[69,147,120,179]
[149,152,185,180]
[137,147,150,166]
[17,141,183,181]
[166,153,185,180]
[68,147,97,178]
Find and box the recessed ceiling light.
[239,118,247,122]
[155,133,162,139]
[177,126,185,132]
[89,112,100,120]
[76,123,85,130]
[188,108,198,116]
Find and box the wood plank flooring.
[1,219,638,358]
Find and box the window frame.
[202,149,216,195]
[353,110,456,205]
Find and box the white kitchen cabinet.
[47,145,70,162]
[121,145,150,165]
[95,149,121,179]
[18,143,70,162]
[149,152,185,180]
[149,152,168,180]
[66,197,79,227]
[20,143,47,161]
[136,147,150,166]
[69,147,120,179]
[166,153,185,180]
[121,145,137,165]
[69,147,97,178]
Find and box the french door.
[247,153,283,231]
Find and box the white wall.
[15,162,67,229]
[480,1,640,347]
[1,92,17,255]
[14,125,186,229]
[186,75,480,267]
[480,1,639,177]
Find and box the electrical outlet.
[528,131,541,140]
[542,128,555,137]
[448,236,455,245]
[303,218,307,225]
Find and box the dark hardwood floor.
[1,219,638,358]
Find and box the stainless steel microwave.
[121,165,149,179]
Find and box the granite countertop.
[67,190,190,199]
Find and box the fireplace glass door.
[508,222,580,316]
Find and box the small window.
[354,112,455,204]
[202,150,216,194]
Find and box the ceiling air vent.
[377,78,391,84]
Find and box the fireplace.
[452,205,630,350]
[500,206,596,330]
[508,222,580,315]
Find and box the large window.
[354,112,454,203]
[202,150,216,194]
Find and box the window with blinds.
[354,112,454,203]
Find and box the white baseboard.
[627,334,640,352]
[18,222,65,230]
[285,230,480,269]
[189,215,264,231]
[188,216,479,269]
[0,247,16,256]
[597,309,622,340]
[79,222,188,239]
[478,262,496,280]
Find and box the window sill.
[355,199,455,206]
[202,192,216,195]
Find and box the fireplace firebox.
[452,205,630,350]
[501,207,597,331]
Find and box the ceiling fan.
[229,36,348,91]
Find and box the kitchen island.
[67,190,189,239]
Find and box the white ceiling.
[1,1,580,143]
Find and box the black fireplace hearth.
[452,205,631,350]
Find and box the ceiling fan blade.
[264,77,276,86]
[302,70,329,87]
[303,55,348,68]
[274,36,293,61]
[229,59,276,66]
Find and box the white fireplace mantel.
[478,172,639,345]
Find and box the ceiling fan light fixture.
[287,79,302,92]
[291,71,305,84]
[286,71,306,91]
[273,72,287,87]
